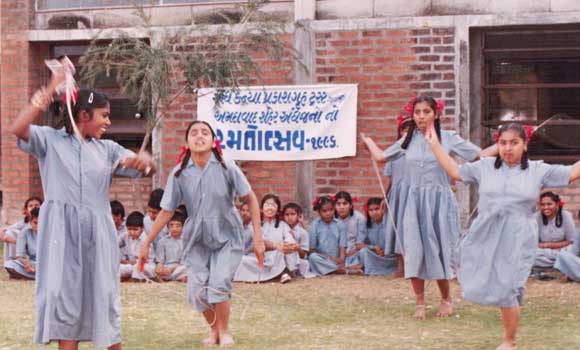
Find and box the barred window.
[478,25,580,163]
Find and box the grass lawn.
[0,255,579,350]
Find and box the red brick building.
[2,0,580,226]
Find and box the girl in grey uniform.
[425,122,580,350]
[533,191,576,269]
[11,70,155,350]
[554,209,580,282]
[357,198,398,276]
[138,120,263,347]
[363,96,496,320]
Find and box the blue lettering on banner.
[216,126,308,152]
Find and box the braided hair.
[175,121,226,177]
[540,191,563,228]
[401,95,442,150]
[494,123,529,170]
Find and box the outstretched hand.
[121,151,156,175]
[137,243,150,273]
[254,239,266,268]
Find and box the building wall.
[2,1,580,224]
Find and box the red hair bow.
[493,131,500,144]
[352,197,360,203]
[523,125,535,143]
[404,96,417,115]
[559,200,565,207]
[214,139,223,156]
[436,100,445,113]
[330,195,336,202]
[62,88,78,104]
[175,146,188,165]
[312,196,320,207]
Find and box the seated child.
[234,194,288,283]
[334,191,366,268]
[282,202,311,279]
[357,197,399,276]
[155,212,187,282]
[308,196,361,276]
[554,210,580,282]
[1,197,41,267]
[239,201,254,255]
[144,188,168,252]
[534,192,576,270]
[4,207,40,280]
[120,211,156,281]
[110,200,127,251]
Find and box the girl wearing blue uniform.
[1,196,41,272]
[357,198,398,276]
[234,194,290,283]
[425,122,580,350]
[555,215,580,282]
[138,121,263,347]
[334,191,366,271]
[308,196,354,276]
[363,96,496,320]
[533,191,576,269]
[11,70,155,350]
[4,207,40,279]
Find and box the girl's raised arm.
[425,125,462,182]
[11,68,66,142]
[361,134,387,162]
[569,160,580,183]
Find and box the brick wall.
[0,0,46,225]
[313,27,457,210]
[158,35,297,206]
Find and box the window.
[37,0,244,10]
[478,25,580,163]
[51,43,148,153]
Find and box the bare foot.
[219,332,235,347]
[201,331,219,346]
[413,304,426,320]
[496,341,517,350]
[436,298,453,317]
[561,275,569,283]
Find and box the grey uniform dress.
[307,218,348,276]
[234,220,288,282]
[338,210,365,266]
[161,155,251,312]
[17,125,140,347]
[284,224,311,277]
[2,219,26,264]
[4,225,38,279]
[241,223,254,255]
[533,210,576,268]
[383,155,409,255]
[156,235,187,281]
[554,229,580,281]
[357,216,399,275]
[382,129,481,280]
[458,158,572,307]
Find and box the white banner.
[197,84,358,161]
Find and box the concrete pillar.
[294,1,316,217]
